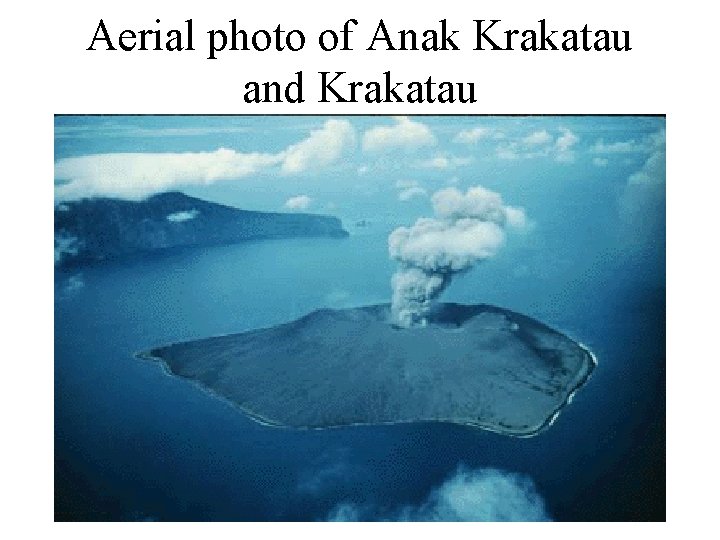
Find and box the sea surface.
[55,223,665,521]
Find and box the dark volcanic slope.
[54,192,348,266]
[140,303,595,436]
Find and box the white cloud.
[591,129,665,157]
[590,139,644,154]
[505,206,529,229]
[495,128,578,163]
[522,130,552,146]
[592,157,609,167]
[55,149,282,200]
[362,116,436,153]
[553,128,579,162]
[327,467,551,522]
[453,127,491,144]
[166,209,199,222]
[284,195,312,211]
[397,186,428,201]
[54,120,356,201]
[395,179,428,202]
[618,128,665,240]
[417,155,473,169]
[280,119,356,174]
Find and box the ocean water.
[55,220,665,521]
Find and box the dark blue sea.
[55,212,665,520]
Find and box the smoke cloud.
[389,186,527,327]
[327,466,551,522]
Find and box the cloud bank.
[54,119,355,201]
[388,186,527,327]
[327,466,551,522]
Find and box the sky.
[54,115,665,225]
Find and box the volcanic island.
[138,303,595,437]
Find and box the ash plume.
[389,186,527,327]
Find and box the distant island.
[139,303,596,437]
[54,192,348,267]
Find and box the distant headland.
[54,191,348,267]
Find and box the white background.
[3,0,718,537]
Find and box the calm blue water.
[55,222,665,521]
